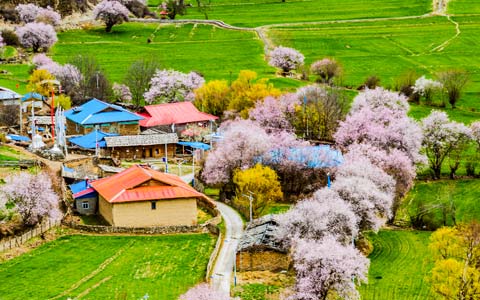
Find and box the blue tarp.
[263,145,343,168]
[6,134,31,142]
[177,141,211,151]
[21,92,45,102]
[69,130,119,149]
[65,98,143,125]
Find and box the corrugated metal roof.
[65,99,143,125]
[69,180,97,199]
[264,145,344,168]
[69,130,119,149]
[177,141,211,150]
[237,214,286,252]
[0,87,22,100]
[104,133,178,147]
[21,92,45,102]
[139,102,218,127]
[6,134,31,142]
[90,165,207,204]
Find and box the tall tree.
[268,46,304,75]
[16,22,57,53]
[93,0,130,33]
[124,58,161,107]
[437,70,469,109]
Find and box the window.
[151,201,156,210]
[82,201,89,209]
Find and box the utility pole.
[242,191,254,223]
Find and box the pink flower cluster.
[112,83,133,102]
[32,54,83,93]
[16,4,61,26]
[16,22,58,52]
[268,46,304,73]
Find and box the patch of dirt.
[237,270,295,286]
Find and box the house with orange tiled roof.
[85,164,210,227]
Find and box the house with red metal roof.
[137,102,218,134]
[89,164,210,227]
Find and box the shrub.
[363,75,381,89]
[310,58,342,84]
[35,7,62,26]
[1,30,20,47]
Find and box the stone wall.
[64,221,215,235]
[236,250,291,272]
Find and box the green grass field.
[267,15,480,122]
[148,0,432,28]
[0,234,215,300]
[398,179,480,229]
[360,230,434,300]
[52,23,272,84]
[448,0,480,14]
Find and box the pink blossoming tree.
[16,22,58,53]
[0,172,61,226]
[291,237,369,300]
[112,82,133,102]
[93,0,130,33]
[268,46,304,75]
[249,94,299,134]
[144,69,205,104]
[277,188,358,247]
[15,3,42,23]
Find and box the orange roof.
[138,102,218,127]
[90,165,207,203]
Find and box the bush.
[363,75,381,89]
[1,30,20,47]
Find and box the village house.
[65,99,143,136]
[104,133,179,160]
[82,164,209,227]
[236,215,290,272]
[137,102,218,135]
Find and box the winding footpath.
[211,201,244,295]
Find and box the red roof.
[90,165,208,204]
[138,102,218,127]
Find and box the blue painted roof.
[177,141,211,150]
[6,134,31,142]
[69,130,119,149]
[69,180,97,199]
[65,99,143,125]
[21,92,45,102]
[265,145,343,168]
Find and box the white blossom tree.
[16,22,58,53]
[422,111,472,179]
[268,46,304,75]
[143,69,205,104]
[291,236,369,300]
[0,172,61,226]
[93,0,130,33]
[179,283,230,300]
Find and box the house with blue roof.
[64,99,143,136]
[69,130,119,150]
[69,180,98,215]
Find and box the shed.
[69,180,98,215]
[68,130,119,150]
[236,215,290,272]
[0,87,22,106]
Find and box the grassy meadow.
[360,230,434,300]
[148,0,432,28]
[0,234,215,300]
[267,15,480,123]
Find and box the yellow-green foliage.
[53,94,71,110]
[233,164,283,218]
[229,70,281,118]
[428,222,480,299]
[27,69,55,97]
[194,80,230,117]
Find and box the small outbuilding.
[236,215,290,272]
[90,164,209,227]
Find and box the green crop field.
[448,0,480,14]
[148,0,432,28]
[360,230,434,300]
[0,234,215,300]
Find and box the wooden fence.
[0,219,61,252]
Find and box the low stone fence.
[65,222,209,235]
[0,219,61,252]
